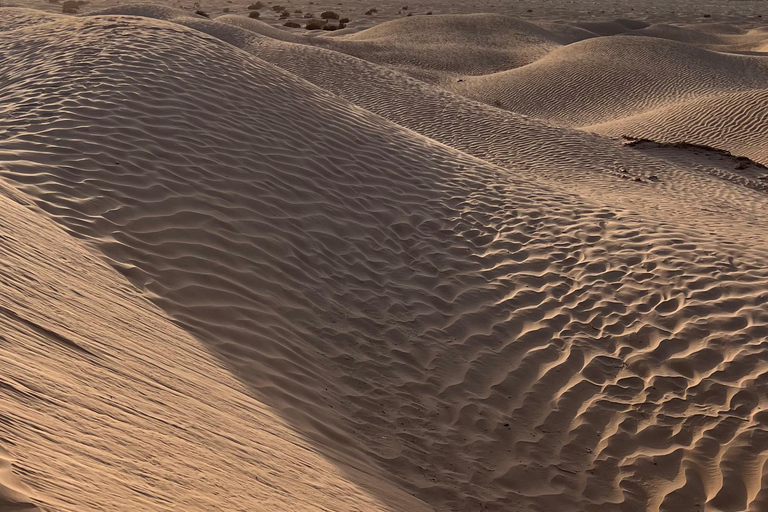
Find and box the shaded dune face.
[2,8,768,512]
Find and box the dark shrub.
[402,5,408,9]
[249,10,261,17]
[223,7,230,12]
[303,12,313,18]
[294,9,302,13]
[247,1,264,8]
[339,17,349,23]
[426,11,432,14]
[195,9,210,17]
[284,21,301,27]
[279,10,290,18]
[62,1,78,13]
[406,12,412,16]
[365,8,376,15]
[321,11,340,19]
[305,19,325,29]
[271,5,285,11]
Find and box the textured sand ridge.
[2,5,768,512]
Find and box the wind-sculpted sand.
[0,177,428,512]
[2,4,768,512]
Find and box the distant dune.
[450,36,768,125]
[2,4,768,512]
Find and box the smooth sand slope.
[3,6,768,512]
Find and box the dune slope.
[333,13,564,76]
[449,35,768,127]
[0,180,428,512]
[589,88,768,165]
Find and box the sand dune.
[589,89,768,165]
[0,7,60,31]
[0,446,35,511]
[86,8,563,81]
[332,14,563,77]
[0,179,429,512]
[445,32,768,162]
[449,36,768,126]
[203,11,768,230]
[3,5,768,512]
[574,18,649,36]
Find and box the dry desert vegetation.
[2,1,768,511]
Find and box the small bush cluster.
[304,12,314,18]
[249,10,260,18]
[195,9,210,17]
[305,19,325,29]
[284,21,301,28]
[365,8,377,15]
[339,17,350,23]
[323,23,346,30]
[271,5,285,12]
[320,10,339,19]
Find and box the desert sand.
[2,1,768,512]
